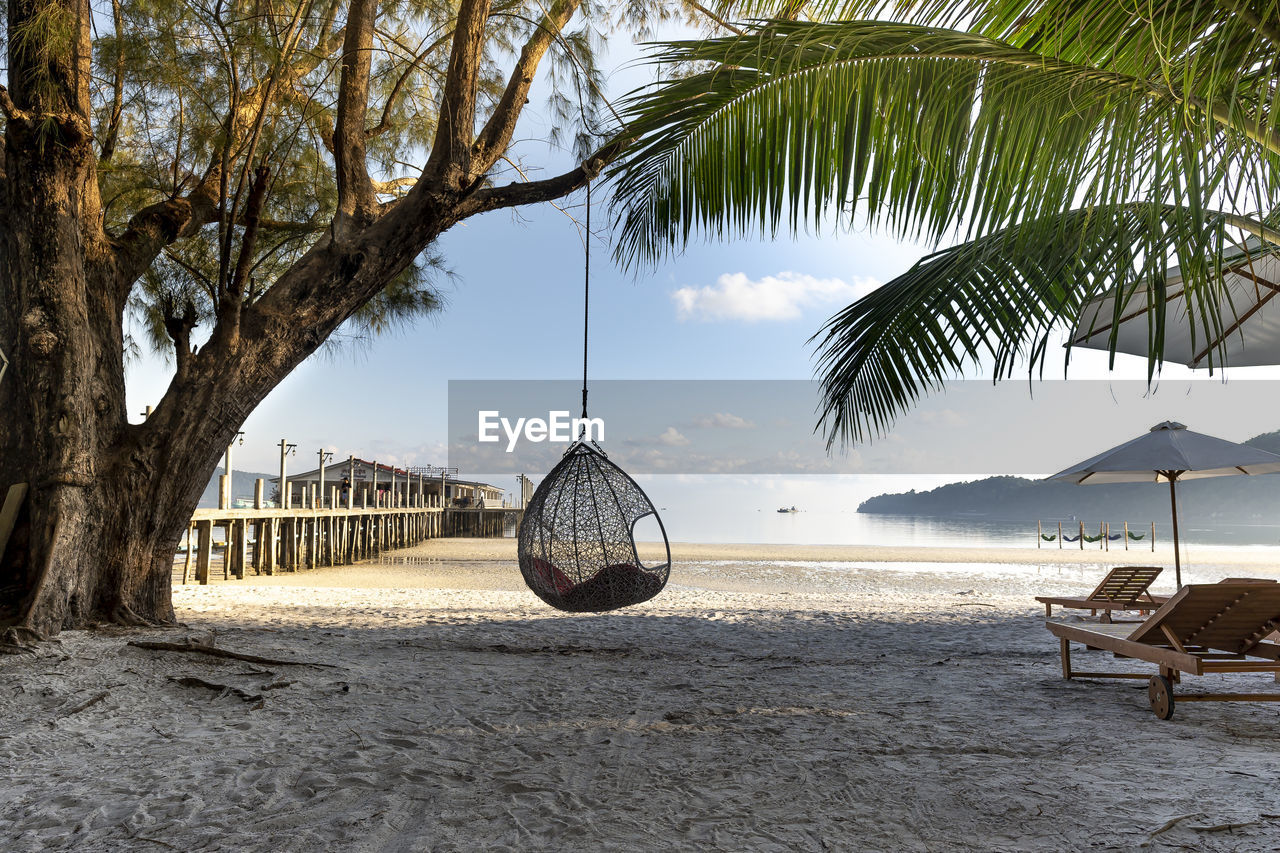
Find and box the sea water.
[628,474,1280,550]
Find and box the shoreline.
[207,537,1279,600]
[360,536,1280,569]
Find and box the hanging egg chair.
[518,441,671,612]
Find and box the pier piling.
[176,505,521,585]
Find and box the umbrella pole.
[1168,477,1182,588]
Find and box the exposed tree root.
[128,639,336,668]
[0,625,42,655]
[108,604,176,628]
[167,676,263,704]
[59,690,110,718]
[110,605,153,627]
[1147,813,1200,841]
[83,608,181,637]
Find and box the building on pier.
[272,458,506,508]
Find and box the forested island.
[859,430,1280,524]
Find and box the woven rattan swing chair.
[518,441,671,611]
[515,182,671,612]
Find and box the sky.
[121,15,1280,490]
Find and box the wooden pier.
[179,498,520,585]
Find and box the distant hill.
[1246,429,1280,455]
[858,429,1280,524]
[197,468,277,508]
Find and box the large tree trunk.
[0,81,197,640]
[0,15,263,639]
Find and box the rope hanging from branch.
[582,180,590,423]
[515,180,672,612]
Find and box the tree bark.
[0,122,150,638]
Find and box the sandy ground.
[5,538,1280,851]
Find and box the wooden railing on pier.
[179,503,521,585]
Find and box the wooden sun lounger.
[1036,566,1166,621]
[1046,583,1280,719]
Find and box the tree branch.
[471,0,580,174]
[225,165,271,345]
[461,139,625,216]
[99,0,127,161]
[366,30,453,139]
[333,0,378,228]
[371,175,419,196]
[109,170,222,302]
[424,0,492,185]
[0,86,31,123]
[687,1,744,35]
[159,293,199,382]
[218,0,311,298]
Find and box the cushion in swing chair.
[518,441,671,613]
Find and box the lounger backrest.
[1086,566,1163,602]
[1128,584,1280,654]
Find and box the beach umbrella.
[1071,242,1280,369]
[1045,421,1280,588]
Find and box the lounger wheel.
[1148,675,1175,720]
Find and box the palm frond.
[811,203,1250,445]
[712,0,1280,69]
[609,20,1278,267]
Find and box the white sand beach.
[5,538,1280,851]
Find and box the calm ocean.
[623,474,1280,551]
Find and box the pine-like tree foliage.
[609,3,1280,445]
[87,0,806,355]
[97,0,533,348]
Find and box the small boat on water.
[777,505,798,513]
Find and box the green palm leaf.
[611,20,1276,265]
[609,13,1280,444]
[811,203,1253,445]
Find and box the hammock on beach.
[1128,531,1146,540]
[1082,533,1103,543]
[1107,533,1124,541]
[1041,534,1057,541]
[1062,533,1081,542]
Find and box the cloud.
[657,427,690,446]
[672,271,877,323]
[692,412,755,430]
[916,409,969,428]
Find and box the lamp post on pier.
[221,431,244,509]
[277,439,296,508]
[317,449,333,508]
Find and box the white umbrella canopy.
[1048,421,1280,484]
[1046,421,1280,587]
[1072,243,1280,369]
